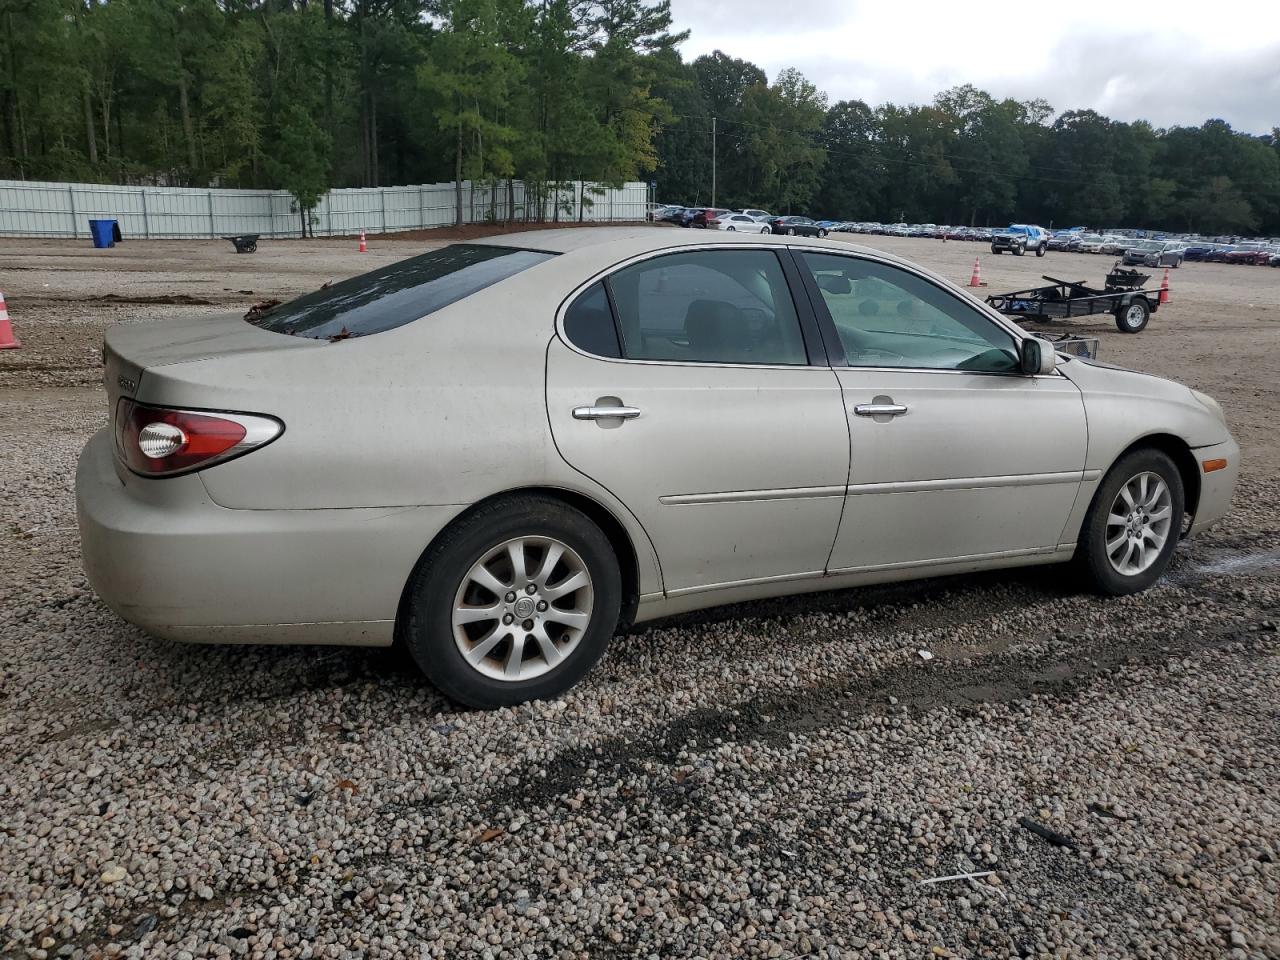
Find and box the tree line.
[3,0,1279,235]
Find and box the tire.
[818,229,828,238]
[1114,298,1150,333]
[760,227,770,235]
[786,227,797,236]
[1013,244,1025,256]
[403,495,622,708]
[991,245,1001,255]
[726,226,735,232]
[1035,243,1047,257]
[1076,448,1184,596]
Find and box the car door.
[794,249,1089,572]
[546,246,849,594]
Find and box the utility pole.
[711,116,717,208]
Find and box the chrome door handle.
[854,403,908,417]
[573,405,641,421]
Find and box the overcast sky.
[669,0,1280,134]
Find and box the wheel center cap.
[513,597,536,619]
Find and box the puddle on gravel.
[1181,548,1280,579]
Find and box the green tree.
[267,104,332,237]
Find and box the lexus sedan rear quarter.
[77,228,1239,707]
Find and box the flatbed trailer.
[984,272,1159,333]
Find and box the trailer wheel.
[1115,299,1150,333]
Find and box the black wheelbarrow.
[222,234,260,254]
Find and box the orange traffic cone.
[1159,268,1170,304]
[968,257,983,288]
[358,229,367,253]
[0,291,19,350]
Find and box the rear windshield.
[246,243,556,339]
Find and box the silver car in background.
[77,228,1239,707]
[1123,240,1186,268]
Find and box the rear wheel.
[818,229,828,238]
[1076,449,1184,595]
[786,227,797,236]
[1035,243,1047,257]
[1115,298,1150,333]
[403,495,622,708]
[726,226,736,232]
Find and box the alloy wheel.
[452,536,593,682]
[1105,472,1173,575]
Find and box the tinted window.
[607,250,807,365]
[800,252,1018,373]
[247,244,556,339]
[563,282,621,358]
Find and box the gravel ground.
[1,231,1278,959]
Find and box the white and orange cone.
[1159,268,1170,304]
[358,229,368,253]
[968,257,983,288]
[0,291,19,350]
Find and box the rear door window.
[246,243,556,339]
[606,249,808,365]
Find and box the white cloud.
[669,0,1280,133]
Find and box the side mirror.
[1019,337,1057,376]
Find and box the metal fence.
[0,178,650,239]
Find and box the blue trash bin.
[89,219,117,248]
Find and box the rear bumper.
[1188,437,1240,537]
[75,429,460,645]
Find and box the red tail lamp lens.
[115,401,280,476]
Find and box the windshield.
[245,244,556,340]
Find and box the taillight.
[114,400,283,477]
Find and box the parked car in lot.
[1123,240,1185,268]
[769,216,827,237]
[991,224,1049,257]
[739,208,772,220]
[691,208,732,229]
[709,213,771,234]
[658,206,687,225]
[1101,236,1137,256]
[1223,244,1275,265]
[1076,234,1110,254]
[78,228,1240,707]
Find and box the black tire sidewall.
[1077,449,1184,595]
[404,497,622,708]
[1115,299,1150,333]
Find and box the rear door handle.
[853,403,908,417]
[573,405,641,421]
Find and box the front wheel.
[1076,449,1184,595]
[403,495,622,708]
[1115,298,1150,333]
[1013,244,1025,257]
[991,245,1001,255]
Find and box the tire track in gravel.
[486,601,1276,812]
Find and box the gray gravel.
[1,237,1278,958]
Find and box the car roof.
[465,225,964,284]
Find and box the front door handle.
[573,404,641,421]
[854,403,908,417]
